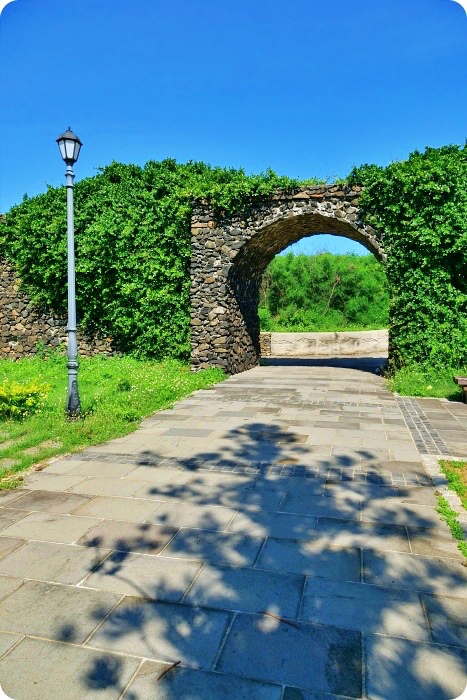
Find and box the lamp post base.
[66,378,81,417]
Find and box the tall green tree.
[259,252,389,332]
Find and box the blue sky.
[0,0,466,254]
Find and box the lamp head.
[56,127,82,165]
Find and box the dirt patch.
[23,439,63,456]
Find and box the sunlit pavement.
[0,356,465,699]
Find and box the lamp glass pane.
[58,140,67,160]
[65,139,76,160]
[73,140,81,162]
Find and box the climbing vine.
[0,160,301,359]
[349,143,467,369]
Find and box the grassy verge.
[387,365,467,400]
[0,354,224,488]
[436,459,467,558]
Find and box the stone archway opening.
[190,185,386,375]
[257,231,389,360]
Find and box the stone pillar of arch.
[190,184,385,375]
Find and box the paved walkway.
[0,357,465,699]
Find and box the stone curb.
[421,454,467,538]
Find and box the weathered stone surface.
[268,330,388,357]
[190,185,384,375]
[0,257,114,359]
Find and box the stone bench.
[453,376,467,403]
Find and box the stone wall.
[190,184,386,375]
[259,332,272,356]
[0,258,113,360]
[260,330,389,357]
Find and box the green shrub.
[0,161,304,360]
[0,380,50,420]
[259,252,389,332]
[349,143,467,369]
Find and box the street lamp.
[56,128,83,417]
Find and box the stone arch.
[190,184,385,374]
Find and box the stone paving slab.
[78,520,178,555]
[0,576,23,602]
[0,541,108,585]
[360,500,445,528]
[421,593,467,648]
[0,580,120,643]
[363,549,467,597]
[6,489,90,514]
[0,509,30,533]
[124,465,194,483]
[216,612,362,697]
[364,635,467,700]
[24,473,88,491]
[226,509,317,539]
[406,525,465,558]
[203,487,285,511]
[256,538,361,580]
[161,529,264,566]
[132,481,215,503]
[0,638,140,700]
[280,493,361,519]
[89,598,231,668]
[251,475,325,495]
[0,490,30,507]
[66,460,139,478]
[71,495,161,522]
[314,517,410,553]
[184,564,304,618]
[0,512,100,544]
[300,578,430,641]
[146,501,236,531]
[68,476,149,497]
[0,537,25,562]
[82,551,202,600]
[0,632,22,658]
[122,661,284,699]
[282,690,357,700]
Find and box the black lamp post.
[56,128,83,417]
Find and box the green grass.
[439,460,467,510]
[387,365,467,400]
[436,495,467,558]
[0,353,224,487]
[436,460,467,558]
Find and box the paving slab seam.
[75,548,116,588]
[418,592,434,644]
[178,562,207,604]
[296,573,310,622]
[360,633,367,700]
[80,593,127,647]
[210,610,238,671]
[116,657,146,700]
[0,634,25,662]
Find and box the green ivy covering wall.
[349,144,467,369]
[0,160,301,359]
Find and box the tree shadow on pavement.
[26,418,463,700]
